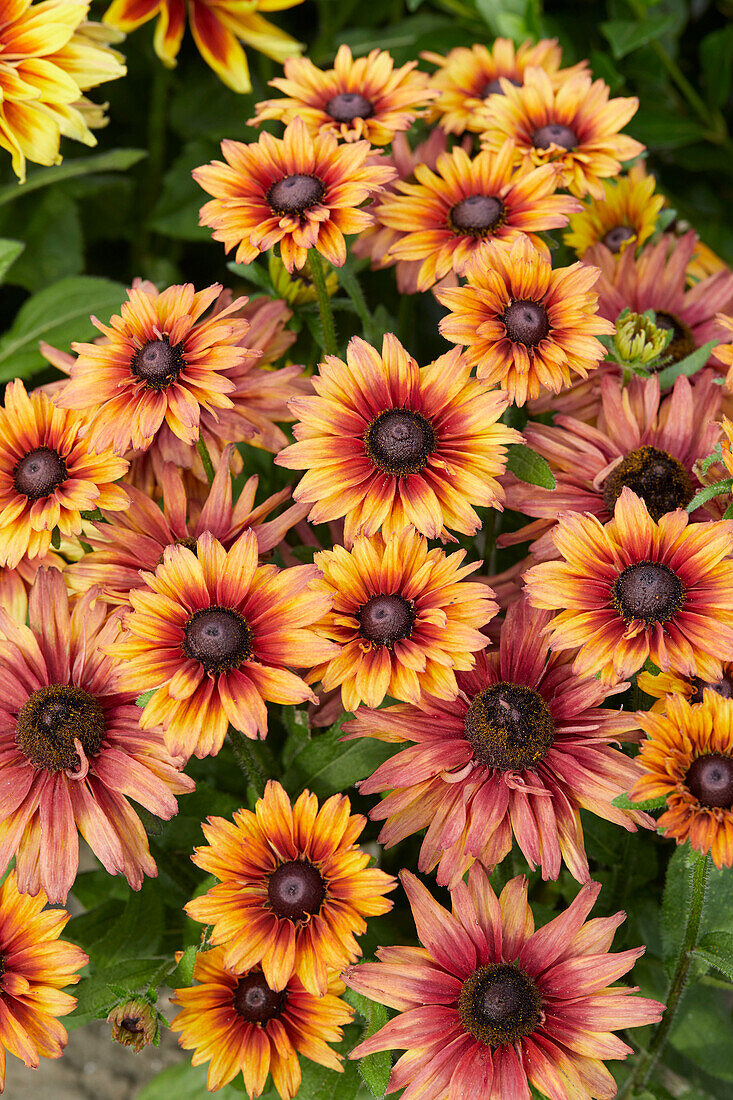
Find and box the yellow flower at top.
[0,0,126,181]
[252,44,436,145]
[103,0,304,93]
[478,67,644,199]
[564,163,664,258]
[423,37,587,135]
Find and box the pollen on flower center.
[183,606,253,673]
[503,300,550,347]
[364,409,436,475]
[463,682,555,771]
[13,447,68,500]
[612,561,685,624]
[531,122,578,150]
[449,194,505,236]
[602,224,635,252]
[458,963,542,1047]
[602,446,694,522]
[267,174,326,215]
[690,674,733,704]
[482,76,521,97]
[326,92,374,122]
[16,684,105,772]
[130,337,184,390]
[268,860,325,921]
[233,973,286,1024]
[653,310,696,365]
[358,594,415,647]
[685,753,733,809]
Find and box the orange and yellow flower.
[0,0,125,181]
[631,691,733,868]
[103,0,304,93]
[0,870,87,1093]
[252,44,436,144]
[55,281,256,456]
[186,780,396,996]
[524,487,733,686]
[111,531,339,760]
[688,238,729,283]
[0,568,194,903]
[171,947,352,1097]
[713,312,733,386]
[423,38,586,135]
[194,116,396,272]
[0,380,128,569]
[375,140,580,291]
[478,68,644,199]
[66,446,306,605]
[637,663,733,713]
[309,529,496,712]
[564,163,664,258]
[437,234,613,405]
[276,333,520,544]
[345,867,664,1100]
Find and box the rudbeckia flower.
[344,866,664,1100]
[103,0,304,93]
[478,68,644,199]
[564,163,664,258]
[524,488,733,686]
[631,691,733,868]
[171,947,352,1096]
[0,569,194,903]
[252,44,436,144]
[111,531,340,759]
[346,597,650,886]
[0,380,128,569]
[185,780,396,996]
[637,663,733,712]
[194,117,396,272]
[276,333,520,544]
[713,312,733,385]
[437,234,613,406]
[0,870,88,1091]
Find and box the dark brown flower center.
[326,92,374,122]
[13,447,67,501]
[685,754,733,809]
[16,685,105,772]
[358,594,415,647]
[459,963,542,1047]
[121,1017,143,1034]
[183,606,252,673]
[268,174,325,215]
[503,300,550,346]
[602,225,635,253]
[464,682,554,771]
[364,409,436,476]
[233,973,286,1023]
[690,674,733,704]
[531,123,578,151]
[652,311,696,366]
[482,76,521,97]
[602,447,694,522]
[130,337,184,391]
[449,195,505,236]
[612,561,685,624]
[268,860,325,921]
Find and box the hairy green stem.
[228,726,267,796]
[196,436,215,485]
[619,850,709,1097]
[308,252,338,356]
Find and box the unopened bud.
[614,309,670,367]
[108,998,158,1053]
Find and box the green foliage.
[344,986,391,1098]
[505,443,556,490]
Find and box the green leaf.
[686,478,733,512]
[137,1060,244,1099]
[0,149,146,207]
[136,689,158,708]
[612,791,667,812]
[0,238,24,282]
[280,715,397,799]
[505,444,556,490]
[149,138,221,241]
[699,442,723,475]
[631,110,709,151]
[661,844,697,966]
[655,340,717,390]
[668,983,733,1082]
[601,16,677,59]
[70,957,170,1025]
[0,274,126,383]
[85,881,165,967]
[694,931,733,981]
[700,26,733,109]
[169,944,198,989]
[4,188,83,291]
[344,987,390,1098]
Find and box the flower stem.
[228,726,267,796]
[196,436,215,485]
[308,251,338,356]
[619,849,709,1097]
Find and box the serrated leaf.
[0,238,24,282]
[601,15,677,59]
[612,791,667,812]
[686,479,733,512]
[136,689,157,707]
[280,716,397,799]
[0,148,146,207]
[506,443,556,490]
[344,987,390,1098]
[655,340,717,389]
[694,931,733,981]
[0,275,126,383]
[70,957,170,1024]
